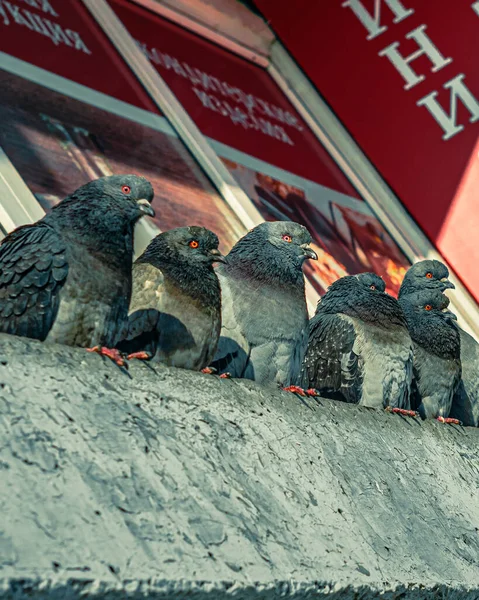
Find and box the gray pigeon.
[449,329,479,426]
[399,289,461,423]
[116,226,224,371]
[0,174,154,365]
[400,259,478,426]
[300,273,413,410]
[210,221,318,387]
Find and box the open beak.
[301,244,318,260]
[208,248,227,263]
[440,277,455,291]
[137,198,155,218]
[442,308,458,321]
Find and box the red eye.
[426,272,433,279]
[122,185,131,195]
[282,234,292,243]
[189,240,199,248]
[370,285,376,290]
[425,304,432,311]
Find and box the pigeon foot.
[201,367,231,379]
[282,386,319,397]
[86,346,126,368]
[436,416,462,425]
[201,366,217,374]
[127,351,152,361]
[386,407,419,418]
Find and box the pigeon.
[449,328,479,427]
[400,259,478,426]
[300,273,413,410]
[116,226,224,371]
[398,259,455,299]
[0,174,154,365]
[399,289,461,423]
[210,221,318,388]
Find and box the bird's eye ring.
[370,285,376,290]
[189,240,199,248]
[282,234,292,243]
[425,304,432,311]
[425,272,433,279]
[122,185,131,195]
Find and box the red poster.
[110,0,359,197]
[253,0,479,300]
[0,0,157,110]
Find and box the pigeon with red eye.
[398,259,455,299]
[399,258,478,426]
[116,226,225,371]
[0,174,154,366]
[399,290,461,424]
[210,221,318,388]
[300,272,414,411]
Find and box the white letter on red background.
[342,0,414,40]
[379,25,452,90]
[417,74,479,140]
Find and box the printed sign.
[0,0,157,110]
[254,0,479,300]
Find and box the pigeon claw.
[86,346,126,368]
[219,372,231,379]
[127,351,152,361]
[386,407,419,418]
[201,366,217,375]
[282,385,318,397]
[436,416,462,425]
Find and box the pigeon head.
[48,175,155,264]
[399,260,454,298]
[317,272,406,328]
[138,226,225,267]
[136,226,223,308]
[258,221,318,263]
[53,174,155,225]
[399,289,460,358]
[355,272,386,293]
[400,288,457,321]
[226,221,317,286]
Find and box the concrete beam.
[0,334,478,597]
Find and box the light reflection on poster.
[0,69,245,254]
[221,159,409,296]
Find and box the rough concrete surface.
[0,334,478,599]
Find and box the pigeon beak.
[442,307,458,321]
[208,248,227,264]
[137,199,155,218]
[440,277,455,290]
[301,244,318,260]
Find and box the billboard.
[254,0,479,300]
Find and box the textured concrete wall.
[0,334,479,599]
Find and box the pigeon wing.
[301,313,362,403]
[0,222,68,341]
[449,328,479,426]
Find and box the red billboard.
[110,0,360,197]
[0,0,157,110]
[254,0,479,300]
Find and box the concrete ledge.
[0,334,478,598]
